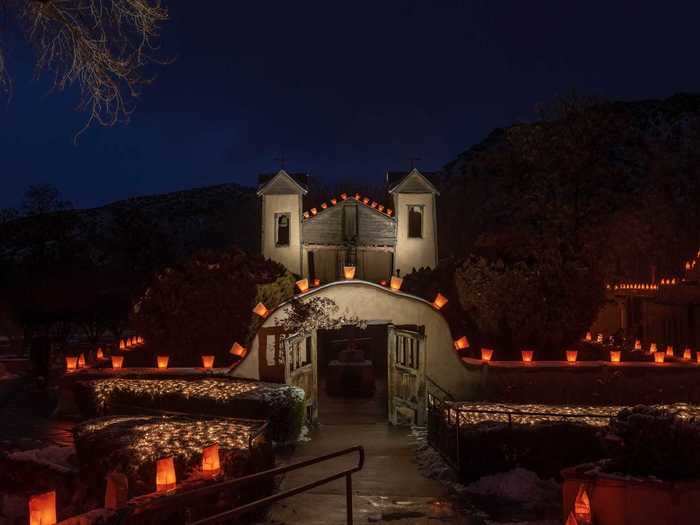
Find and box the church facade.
[257,168,439,282]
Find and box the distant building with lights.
[257,168,439,282]
[591,253,700,348]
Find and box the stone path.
[265,423,479,525]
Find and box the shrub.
[73,415,273,499]
[456,421,607,481]
[608,406,700,480]
[73,377,306,443]
[131,248,294,367]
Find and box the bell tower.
[388,168,439,277]
[257,170,307,275]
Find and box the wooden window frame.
[407,205,424,239]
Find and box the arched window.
[408,205,423,238]
[276,214,290,246]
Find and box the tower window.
[276,213,290,246]
[408,205,423,238]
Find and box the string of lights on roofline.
[302,192,393,220]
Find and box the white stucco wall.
[393,192,438,277]
[233,280,469,398]
[261,193,303,275]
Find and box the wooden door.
[387,326,426,425]
[284,332,317,421]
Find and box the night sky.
[1,1,699,209]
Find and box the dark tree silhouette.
[21,184,72,216]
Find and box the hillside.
[437,93,700,282]
[0,182,259,265]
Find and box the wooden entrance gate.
[387,325,426,425]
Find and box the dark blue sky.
[1,1,699,209]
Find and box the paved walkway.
[266,423,477,525]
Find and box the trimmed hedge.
[73,415,273,499]
[607,406,700,480]
[73,377,306,443]
[454,421,607,482]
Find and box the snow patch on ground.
[8,445,76,473]
[411,426,561,525]
[296,425,312,443]
[465,468,559,503]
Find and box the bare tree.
[0,0,169,128]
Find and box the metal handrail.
[137,445,365,525]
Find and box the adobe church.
[232,168,468,426]
[257,168,439,282]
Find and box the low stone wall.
[461,359,700,404]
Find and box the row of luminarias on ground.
[302,192,393,220]
[459,340,700,364]
[66,349,245,371]
[28,446,221,525]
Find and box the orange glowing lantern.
[481,348,494,361]
[296,278,309,293]
[584,332,592,342]
[201,444,221,475]
[596,333,604,343]
[362,197,370,205]
[390,276,403,291]
[654,351,665,364]
[343,266,356,279]
[610,350,621,363]
[634,339,642,351]
[565,511,578,525]
[331,198,337,205]
[28,491,56,525]
[303,211,310,219]
[573,485,591,523]
[65,356,78,371]
[321,202,328,209]
[313,278,320,287]
[156,457,176,492]
[371,201,378,208]
[379,279,388,286]
[453,336,469,350]
[649,343,657,354]
[230,342,246,357]
[340,193,348,200]
[378,205,385,212]
[683,347,692,360]
[78,353,86,368]
[666,345,674,357]
[138,336,144,345]
[386,209,393,216]
[521,349,534,363]
[201,355,215,369]
[253,302,269,318]
[156,355,169,369]
[566,350,578,363]
[96,347,104,360]
[354,193,361,200]
[311,208,318,216]
[119,339,126,350]
[111,355,124,369]
[432,293,448,309]
[696,353,700,364]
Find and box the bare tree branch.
[3,0,169,130]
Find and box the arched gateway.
[232,280,465,425]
